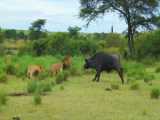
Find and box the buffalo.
[84,52,124,84]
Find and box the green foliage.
[33,93,42,105]
[17,31,27,40]
[0,92,7,105]
[125,61,145,80]
[27,80,53,94]
[150,88,160,99]
[29,19,47,40]
[0,73,7,83]
[31,39,48,56]
[135,30,160,58]
[80,0,160,56]
[143,74,154,83]
[60,85,64,90]
[4,64,16,75]
[130,82,140,90]
[39,81,52,92]
[155,66,160,73]
[0,29,4,43]
[27,80,38,94]
[56,71,69,84]
[69,66,82,76]
[68,26,81,37]
[4,29,17,39]
[37,71,49,80]
[21,32,100,55]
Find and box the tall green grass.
[0,55,84,78]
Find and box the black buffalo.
[84,52,124,84]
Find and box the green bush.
[155,66,160,73]
[40,81,52,92]
[37,72,49,80]
[4,64,16,75]
[135,30,160,58]
[143,74,154,83]
[55,72,65,84]
[33,93,42,105]
[63,70,70,81]
[0,73,7,83]
[27,80,53,94]
[0,92,7,105]
[69,66,82,76]
[125,61,146,80]
[60,85,64,90]
[150,88,160,99]
[130,82,140,90]
[27,80,38,94]
[25,32,100,56]
[55,71,69,84]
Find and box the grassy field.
[0,55,160,120]
[0,74,160,120]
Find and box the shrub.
[0,92,7,105]
[150,88,160,99]
[40,82,52,92]
[4,64,16,75]
[130,82,140,90]
[27,80,38,94]
[60,86,64,90]
[135,30,160,58]
[55,71,70,84]
[0,73,7,83]
[69,66,81,76]
[27,80,53,94]
[33,93,42,105]
[111,83,120,90]
[155,66,160,73]
[143,74,154,83]
[63,70,70,81]
[55,72,65,84]
[37,72,49,80]
[125,61,145,80]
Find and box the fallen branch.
[7,92,48,97]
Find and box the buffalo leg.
[96,71,101,82]
[117,68,124,84]
[93,70,101,82]
[95,66,101,82]
[93,72,98,81]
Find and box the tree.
[29,19,47,40]
[68,26,81,37]
[0,28,4,43]
[17,31,27,40]
[79,0,160,56]
[4,29,17,39]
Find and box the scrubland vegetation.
[0,5,160,119]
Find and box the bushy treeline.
[19,32,126,56]
[135,29,160,58]
[0,26,160,58]
[0,28,28,41]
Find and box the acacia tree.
[79,0,160,56]
[68,26,81,37]
[29,19,47,40]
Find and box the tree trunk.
[127,22,135,57]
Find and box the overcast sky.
[0,0,127,33]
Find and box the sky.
[0,0,127,33]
